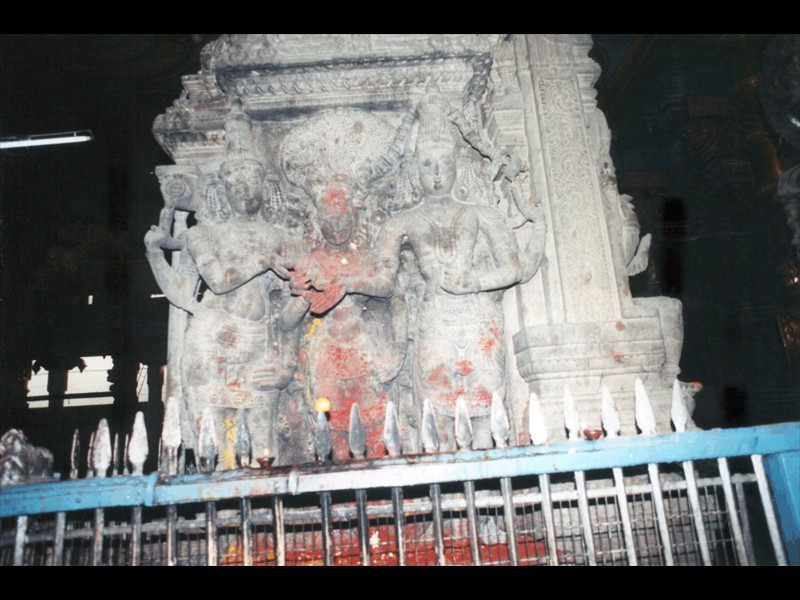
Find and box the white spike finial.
[383,400,402,457]
[314,410,332,462]
[455,394,473,450]
[161,396,182,450]
[564,384,580,441]
[70,429,80,480]
[86,431,96,478]
[128,412,149,476]
[671,379,690,433]
[421,398,440,453]
[601,386,621,438]
[93,419,112,478]
[198,408,218,472]
[490,392,510,448]
[634,378,657,435]
[235,408,252,468]
[112,433,120,475]
[348,404,366,459]
[528,392,548,446]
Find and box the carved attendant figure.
[146,123,296,469]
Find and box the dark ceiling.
[1,35,798,454]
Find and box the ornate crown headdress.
[220,102,263,175]
[280,108,397,204]
[416,87,458,147]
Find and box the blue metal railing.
[2,422,798,565]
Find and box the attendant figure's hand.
[289,268,312,296]
[269,254,293,280]
[441,271,480,295]
[250,362,295,391]
[494,150,524,183]
[144,225,168,253]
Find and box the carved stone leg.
[275,389,314,466]
[434,414,456,452]
[472,416,493,450]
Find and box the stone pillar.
[507,35,679,437]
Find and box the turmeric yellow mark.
[304,317,322,340]
[221,413,237,470]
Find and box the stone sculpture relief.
[148,35,690,468]
[0,429,54,486]
[147,94,542,466]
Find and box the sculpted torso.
[185,220,280,320]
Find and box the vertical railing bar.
[734,481,757,565]
[707,484,725,562]
[429,483,446,566]
[53,512,66,566]
[130,506,142,566]
[717,484,736,565]
[166,504,177,566]
[320,492,334,566]
[206,502,218,566]
[463,480,481,566]
[716,459,748,565]
[13,515,28,566]
[91,508,105,566]
[682,460,712,565]
[751,454,788,566]
[647,463,674,565]
[574,470,596,566]
[500,477,519,566]
[538,474,559,566]
[391,487,406,566]
[241,498,253,566]
[611,466,638,565]
[355,489,371,566]
[636,490,656,564]
[273,496,286,566]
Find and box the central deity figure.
[279,110,406,460]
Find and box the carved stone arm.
[449,107,524,182]
[193,252,270,295]
[441,208,523,295]
[187,229,288,296]
[144,226,198,312]
[518,209,548,285]
[347,253,399,299]
[279,295,311,331]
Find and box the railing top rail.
[2,422,798,518]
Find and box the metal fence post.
[763,450,800,565]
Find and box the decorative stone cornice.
[153,35,504,161]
